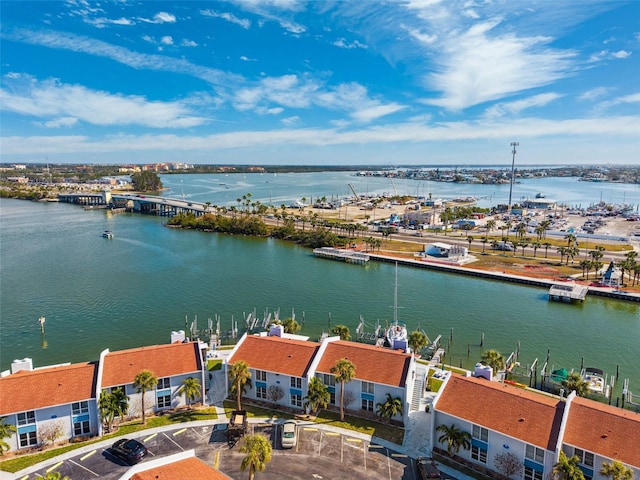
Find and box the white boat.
[102,230,114,239]
[582,367,608,395]
[385,264,408,351]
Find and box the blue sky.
[1,0,638,166]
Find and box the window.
[19,431,37,448]
[157,394,171,408]
[321,373,335,387]
[361,398,374,411]
[574,448,594,467]
[111,385,126,394]
[524,466,543,480]
[291,393,302,408]
[256,370,267,382]
[329,391,336,405]
[361,381,374,394]
[157,377,170,390]
[526,445,545,464]
[17,411,35,426]
[471,445,487,463]
[290,377,302,389]
[256,386,267,399]
[72,401,89,416]
[73,420,90,436]
[472,424,488,442]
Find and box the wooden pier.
[548,283,588,302]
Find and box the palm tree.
[331,358,356,421]
[331,324,351,341]
[408,330,429,355]
[552,451,585,480]
[240,433,273,480]
[561,372,589,398]
[179,377,201,409]
[0,416,16,456]
[600,460,634,480]
[229,360,252,411]
[436,423,471,456]
[98,388,129,432]
[543,242,552,258]
[481,349,505,375]
[133,370,158,425]
[376,393,403,423]
[303,377,330,415]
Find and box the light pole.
[507,142,519,222]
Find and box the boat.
[102,230,114,239]
[535,192,546,198]
[582,367,608,395]
[385,264,408,351]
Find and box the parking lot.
[16,421,433,480]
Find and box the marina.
[1,173,639,403]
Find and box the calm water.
[1,173,639,398]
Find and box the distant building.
[425,242,468,259]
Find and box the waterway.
[1,173,639,400]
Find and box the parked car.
[417,457,442,479]
[110,438,148,465]
[281,420,297,449]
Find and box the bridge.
[58,191,209,217]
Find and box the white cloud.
[597,92,640,110]
[611,50,631,59]
[577,87,611,102]
[402,24,437,44]
[154,12,176,23]
[161,36,174,46]
[200,10,251,29]
[85,17,135,28]
[281,116,300,126]
[351,103,406,123]
[425,19,575,110]
[484,93,563,118]
[181,39,198,47]
[41,117,79,128]
[333,38,368,49]
[0,76,207,128]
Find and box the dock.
[548,283,588,302]
[313,247,370,265]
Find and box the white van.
[495,241,514,251]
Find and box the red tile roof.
[564,396,640,467]
[315,340,411,387]
[101,342,201,388]
[228,335,319,377]
[131,457,231,480]
[436,375,564,450]
[0,362,97,415]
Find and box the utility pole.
[507,142,519,221]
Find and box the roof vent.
[518,418,525,422]
[601,434,608,439]
[11,358,33,374]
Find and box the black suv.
[417,457,442,479]
[110,438,148,465]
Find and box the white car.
[281,420,297,449]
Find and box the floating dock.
[313,247,370,264]
[548,283,588,302]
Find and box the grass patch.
[208,359,223,370]
[222,400,403,445]
[0,407,218,473]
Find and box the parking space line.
[369,444,384,449]
[387,449,392,480]
[172,427,187,436]
[46,461,63,473]
[214,451,220,469]
[80,449,96,461]
[69,459,100,477]
[345,438,361,443]
[325,432,340,436]
[391,453,407,458]
[19,475,28,480]
[144,433,157,442]
[163,432,185,451]
[303,427,318,431]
